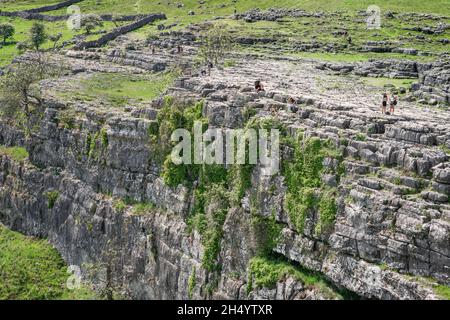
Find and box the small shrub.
[0,146,28,162]
[58,109,77,129]
[251,211,282,256]
[45,191,59,209]
[100,128,108,147]
[223,59,236,68]
[188,266,196,299]
[315,188,338,235]
[355,133,367,141]
[131,202,155,215]
[113,199,126,212]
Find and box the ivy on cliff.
[282,135,344,235]
[150,96,208,187]
[152,99,295,276]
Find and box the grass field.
[0,0,449,67]
[6,0,445,16]
[0,224,97,300]
[0,0,60,12]
[0,16,75,67]
[0,15,117,67]
[56,72,175,107]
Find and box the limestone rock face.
[0,30,449,300]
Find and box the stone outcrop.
[235,8,323,22]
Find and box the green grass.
[44,0,450,16]
[0,16,74,67]
[0,145,28,161]
[0,224,97,300]
[434,284,450,300]
[439,144,450,156]
[0,0,60,12]
[131,202,155,215]
[57,72,175,107]
[1,1,448,67]
[113,199,127,212]
[0,16,116,67]
[247,256,349,299]
[231,11,449,61]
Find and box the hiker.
[381,93,389,114]
[177,45,183,53]
[207,62,213,75]
[287,97,298,113]
[255,80,265,93]
[270,105,278,117]
[390,95,398,114]
[348,36,352,45]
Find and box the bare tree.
[198,24,233,73]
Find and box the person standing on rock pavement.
[255,80,265,93]
[390,94,398,114]
[287,97,298,113]
[208,62,213,76]
[381,93,389,114]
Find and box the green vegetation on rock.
[188,266,196,299]
[0,146,28,162]
[283,136,343,235]
[247,255,348,299]
[131,202,156,216]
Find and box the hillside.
[0,0,449,301]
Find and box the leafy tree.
[80,14,104,35]
[29,22,47,51]
[198,25,233,68]
[0,58,60,134]
[0,23,15,45]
